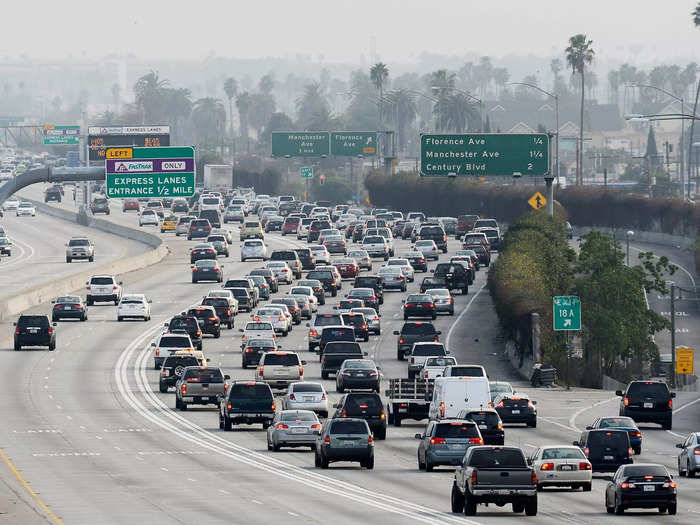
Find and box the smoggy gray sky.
[2,0,698,64]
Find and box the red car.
[282,217,301,236]
[332,258,359,279]
[122,199,140,212]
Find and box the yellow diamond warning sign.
[528,191,547,210]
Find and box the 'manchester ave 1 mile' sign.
[420,133,549,177]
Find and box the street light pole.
[625,230,634,266]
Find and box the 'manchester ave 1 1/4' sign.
[105,146,195,198]
[420,133,549,176]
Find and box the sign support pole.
[566,330,571,390]
[545,177,554,217]
[671,283,676,388]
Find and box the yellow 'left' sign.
[106,148,133,159]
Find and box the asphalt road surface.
[0,202,698,524]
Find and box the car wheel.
[527,419,537,428]
[114,300,119,306]
[451,484,465,513]
[214,331,221,339]
[408,370,415,379]
[450,308,455,316]
[336,384,344,393]
[536,483,544,492]
[117,316,123,322]
[431,314,436,320]
[363,456,374,470]
[606,499,615,514]
[314,451,321,467]
[375,428,386,440]
[87,298,93,306]
[464,494,477,516]
[272,443,280,452]
[159,383,168,393]
[321,371,329,380]
[425,460,433,472]
[524,496,537,516]
[688,464,696,478]
[614,497,624,515]
[223,417,232,431]
[66,257,71,263]
[512,503,525,513]
[633,446,641,455]
[397,351,404,361]
[582,482,592,492]
[403,315,408,320]
[668,504,677,515]
[49,342,56,351]
[14,343,20,351]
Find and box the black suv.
[306,269,337,296]
[309,220,332,243]
[44,185,62,203]
[90,196,110,215]
[393,321,441,360]
[187,218,212,240]
[432,263,470,294]
[573,429,633,472]
[159,354,200,392]
[458,409,504,445]
[293,248,315,270]
[165,315,203,350]
[617,380,675,430]
[201,297,235,329]
[418,225,448,253]
[185,305,221,338]
[14,315,57,351]
[332,392,387,440]
[219,381,275,430]
[353,275,384,304]
[242,339,277,368]
[223,279,259,307]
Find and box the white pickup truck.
[239,321,276,350]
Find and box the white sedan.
[384,258,415,282]
[139,210,160,226]
[2,197,20,211]
[266,261,293,284]
[414,239,439,260]
[117,294,152,321]
[16,202,36,217]
[528,446,592,491]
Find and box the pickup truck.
[320,341,367,379]
[394,321,442,361]
[385,378,434,427]
[432,263,470,295]
[239,321,276,350]
[175,366,230,410]
[451,446,538,516]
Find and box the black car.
[190,243,217,264]
[187,218,212,240]
[201,297,235,329]
[185,305,221,338]
[459,409,504,445]
[332,392,386,440]
[470,244,491,267]
[401,222,415,240]
[172,199,189,213]
[346,288,380,312]
[394,321,441,361]
[198,209,222,229]
[574,429,633,472]
[14,314,56,351]
[165,315,203,350]
[191,260,223,283]
[319,326,356,354]
[90,196,110,215]
[617,380,675,430]
[242,338,277,368]
[315,419,374,469]
[297,279,325,305]
[51,295,88,321]
[336,359,380,393]
[403,294,436,320]
[226,287,253,312]
[44,185,62,202]
[246,275,270,300]
[405,252,428,272]
[219,381,276,430]
[158,354,200,392]
[494,394,537,427]
[341,312,369,342]
[306,269,337,296]
[265,216,284,232]
[604,464,677,515]
[294,248,316,270]
[353,275,383,305]
[249,268,278,293]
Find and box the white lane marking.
[160,467,169,472]
[219,489,230,495]
[666,397,700,439]
[446,282,487,352]
[537,416,577,433]
[115,324,481,525]
[629,245,696,290]
[568,396,618,432]
[251,500,263,505]
[288,511,299,517]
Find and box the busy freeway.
[0,186,698,525]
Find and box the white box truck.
[203,164,232,190]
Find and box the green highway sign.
[553,296,581,331]
[272,132,329,157]
[300,166,313,179]
[330,132,377,156]
[43,125,80,145]
[105,146,195,198]
[420,133,549,177]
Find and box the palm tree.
[133,71,169,124]
[163,88,192,143]
[433,93,480,133]
[296,82,329,130]
[428,69,456,97]
[236,92,252,151]
[385,89,417,151]
[223,77,238,139]
[110,83,121,111]
[258,74,275,95]
[689,3,700,194]
[694,1,700,26]
[191,97,226,149]
[370,62,389,128]
[565,34,595,185]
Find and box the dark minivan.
[14,315,56,351]
[199,209,222,229]
[165,315,203,350]
[617,380,675,430]
[574,429,633,472]
[188,218,212,240]
[333,392,387,440]
[219,381,275,430]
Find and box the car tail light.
[161,369,167,376]
[113,285,118,290]
[320,393,327,401]
[279,316,285,321]
[497,423,503,430]
[579,462,591,470]
[369,371,378,377]
[664,481,677,488]
[190,226,195,230]
[196,331,201,336]
[433,336,439,342]
[428,303,435,308]
[311,424,321,430]
[181,384,187,395]
[621,482,634,489]
[630,431,642,438]
[276,423,288,430]
[299,365,303,376]
[155,348,160,356]
[440,402,445,418]
[271,402,275,410]
[192,267,198,272]
[75,304,83,309]
[244,348,253,353]
[471,470,478,485]
[469,437,484,445]
[584,447,590,457]
[624,397,629,406]
[309,329,318,337]
[47,327,53,335]
[324,435,330,444]
[258,366,264,377]
[694,448,700,455]
[341,410,347,418]
[14,327,19,335]
[399,337,404,344]
[531,471,537,485]
[397,275,404,280]
[628,448,634,457]
[227,402,232,410]
[289,393,295,400]
[430,437,446,445]
[668,399,673,408]
[53,304,61,309]
[540,462,555,471]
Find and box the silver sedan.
[283,381,329,417]
[266,410,322,451]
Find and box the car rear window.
[18,315,49,328]
[229,384,272,399]
[434,422,479,439]
[402,323,437,335]
[330,421,367,435]
[451,366,485,377]
[308,271,333,280]
[420,226,444,235]
[280,412,316,421]
[163,356,199,368]
[322,328,355,339]
[246,323,272,331]
[315,315,342,326]
[202,298,228,307]
[598,417,636,428]
[345,394,382,411]
[627,382,670,398]
[56,296,81,304]
[263,353,300,366]
[90,277,114,285]
[169,318,196,330]
[622,465,669,478]
[271,251,296,260]
[158,336,190,347]
[324,342,361,353]
[464,411,501,426]
[291,383,323,393]
[541,448,586,460]
[183,368,224,382]
[244,222,260,227]
[587,431,629,448]
[412,344,445,356]
[469,448,526,468]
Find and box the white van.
[200,195,223,211]
[428,376,491,421]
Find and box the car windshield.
[68,239,90,246]
[56,296,81,304]
[90,277,114,285]
[330,421,367,435]
[434,422,479,439]
[541,448,586,460]
[263,353,300,366]
[470,448,526,468]
[599,417,636,428]
[158,336,190,347]
[291,383,323,393]
[229,384,272,399]
[183,368,224,382]
[401,323,437,335]
[280,412,316,422]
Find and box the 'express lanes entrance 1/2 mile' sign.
[105,146,195,198]
[420,133,549,177]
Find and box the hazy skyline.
[1,1,698,66]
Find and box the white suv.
[86,275,123,305]
[117,294,152,322]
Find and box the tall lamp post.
[626,84,685,199]
[625,230,634,266]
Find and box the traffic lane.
[0,208,149,301]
